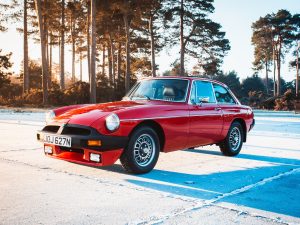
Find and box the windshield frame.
[125,78,190,103]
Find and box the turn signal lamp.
[87,140,102,146]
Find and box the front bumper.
[37,123,128,166]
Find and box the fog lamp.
[44,146,53,154]
[90,153,101,162]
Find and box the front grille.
[42,125,60,133]
[60,147,84,154]
[61,126,91,136]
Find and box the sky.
[0,0,299,82]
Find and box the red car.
[37,77,255,174]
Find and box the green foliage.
[163,0,230,75]
[251,10,300,95]
[242,74,266,97]
[163,61,188,76]
[0,50,12,90]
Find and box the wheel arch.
[129,120,165,152]
[232,118,247,142]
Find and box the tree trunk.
[71,15,75,83]
[23,0,29,93]
[296,44,299,97]
[265,59,268,95]
[45,15,49,89]
[87,2,91,83]
[276,39,282,96]
[34,0,48,105]
[273,44,276,97]
[60,0,65,90]
[49,33,52,89]
[117,41,121,90]
[179,0,184,76]
[108,40,112,86]
[149,14,156,77]
[111,37,115,87]
[102,44,105,76]
[123,11,131,93]
[90,0,96,103]
[80,51,82,81]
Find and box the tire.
[120,126,160,174]
[219,121,243,156]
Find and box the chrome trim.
[211,82,218,104]
[124,82,140,98]
[227,88,241,105]
[188,80,217,105]
[120,114,222,122]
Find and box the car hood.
[54,101,144,126]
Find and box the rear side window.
[190,81,216,104]
[213,84,236,104]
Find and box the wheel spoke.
[133,134,156,167]
[229,127,241,151]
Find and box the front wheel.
[120,126,160,174]
[219,121,243,156]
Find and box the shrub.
[23,89,43,105]
[64,81,90,105]
[274,89,295,111]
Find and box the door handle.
[215,107,222,111]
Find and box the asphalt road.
[0,110,299,225]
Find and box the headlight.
[45,110,56,123]
[105,113,120,131]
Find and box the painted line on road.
[0,156,200,205]
[0,120,44,127]
[0,147,41,153]
[136,167,300,225]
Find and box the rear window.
[213,84,236,104]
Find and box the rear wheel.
[120,126,160,174]
[220,121,243,156]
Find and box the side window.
[190,81,216,104]
[213,84,236,104]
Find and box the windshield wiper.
[144,95,151,100]
[131,94,151,100]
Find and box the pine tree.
[163,0,230,76]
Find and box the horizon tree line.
[1,1,299,105]
[1,0,230,105]
[251,9,300,97]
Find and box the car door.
[212,83,241,135]
[188,80,224,147]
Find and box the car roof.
[140,76,228,88]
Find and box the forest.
[0,0,299,110]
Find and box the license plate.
[43,134,72,147]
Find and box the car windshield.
[128,79,189,102]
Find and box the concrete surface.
[0,110,299,225]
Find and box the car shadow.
[125,149,300,218]
[69,161,128,174]
[97,164,127,174]
[184,148,300,166]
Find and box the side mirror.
[199,97,209,103]
[191,99,203,107]
[191,97,209,106]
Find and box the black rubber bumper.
[37,123,128,151]
[249,119,255,131]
